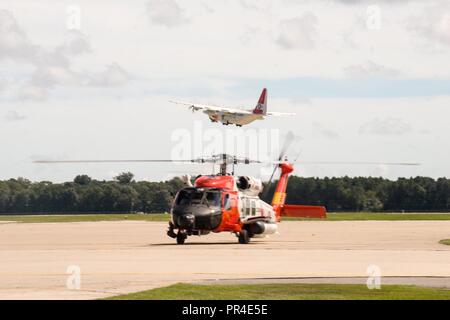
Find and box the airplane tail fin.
[253,88,267,115]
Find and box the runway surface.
[0,220,449,299]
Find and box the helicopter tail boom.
[280,204,326,219]
[271,162,293,219]
[271,162,327,219]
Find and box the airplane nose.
[178,214,195,228]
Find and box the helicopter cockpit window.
[205,191,221,207]
[176,189,221,207]
[224,194,231,210]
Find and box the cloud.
[0,10,36,61]
[333,0,417,4]
[313,122,340,139]
[276,12,318,50]
[0,80,6,92]
[20,62,129,101]
[18,85,48,101]
[31,66,81,88]
[239,0,260,11]
[238,0,273,11]
[343,60,401,78]
[359,118,412,136]
[0,11,88,66]
[4,110,27,122]
[290,96,312,105]
[56,31,92,56]
[87,63,129,87]
[0,10,128,101]
[407,4,450,47]
[146,0,189,27]
[239,25,263,45]
[370,164,389,177]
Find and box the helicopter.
[164,153,326,244]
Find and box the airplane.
[169,88,295,127]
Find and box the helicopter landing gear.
[167,222,177,238]
[238,229,250,244]
[176,231,187,245]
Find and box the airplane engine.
[248,221,278,236]
[237,176,263,195]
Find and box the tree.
[0,175,449,214]
[74,175,92,185]
[114,185,139,212]
[114,172,134,184]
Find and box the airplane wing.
[266,111,296,116]
[169,100,253,115]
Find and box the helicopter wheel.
[176,232,187,245]
[238,229,250,244]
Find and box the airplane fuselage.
[205,110,264,126]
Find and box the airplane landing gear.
[237,229,250,244]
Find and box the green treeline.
[0,173,184,214]
[277,176,450,212]
[0,173,449,214]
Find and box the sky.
[0,0,449,182]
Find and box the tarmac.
[0,220,449,299]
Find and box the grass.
[0,213,170,223]
[1,212,450,223]
[285,212,450,221]
[439,239,450,245]
[107,283,450,300]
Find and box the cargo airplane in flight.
[170,88,295,126]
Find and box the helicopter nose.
[178,214,195,228]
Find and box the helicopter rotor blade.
[33,159,197,164]
[278,131,295,160]
[262,165,278,199]
[294,161,420,166]
[261,131,295,199]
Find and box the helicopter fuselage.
[168,175,278,240]
[167,162,326,244]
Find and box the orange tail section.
[272,162,327,220]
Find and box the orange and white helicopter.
[165,153,326,244]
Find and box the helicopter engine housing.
[248,221,278,236]
[237,176,263,196]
